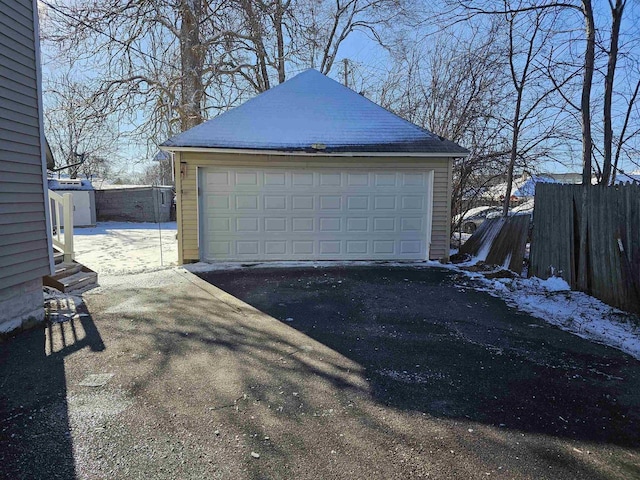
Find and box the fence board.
[485,215,530,274]
[530,183,575,281]
[530,183,640,313]
[459,215,529,274]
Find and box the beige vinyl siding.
[175,151,453,263]
[0,0,50,290]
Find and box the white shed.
[48,178,96,227]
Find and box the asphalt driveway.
[1,266,639,479]
[199,266,640,476]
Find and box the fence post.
[63,193,74,262]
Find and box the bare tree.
[41,0,241,144]
[601,0,629,185]
[611,60,640,182]
[42,0,414,150]
[138,155,175,186]
[43,73,120,179]
[426,2,580,220]
[499,3,566,217]
[373,24,514,232]
[578,0,595,185]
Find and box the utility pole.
[342,58,349,87]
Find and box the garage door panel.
[209,217,230,232]
[205,171,230,186]
[403,172,426,186]
[293,172,314,186]
[346,240,368,254]
[264,196,286,209]
[347,173,369,186]
[401,240,422,254]
[265,241,287,254]
[402,196,424,209]
[347,217,368,232]
[237,241,259,254]
[373,217,395,232]
[373,240,395,254]
[374,196,396,210]
[236,172,259,185]
[235,195,258,210]
[264,172,286,186]
[210,241,231,255]
[319,217,341,232]
[292,218,314,232]
[265,217,286,232]
[319,195,341,210]
[200,167,432,261]
[320,173,341,186]
[375,173,396,186]
[236,217,259,232]
[292,195,314,209]
[319,240,341,254]
[208,195,230,210]
[401,217,423,231]
[347,196,369,210]
[293,241,313,255]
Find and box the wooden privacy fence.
[530,183,640,313]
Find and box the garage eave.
[159,145,469,158]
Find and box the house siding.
[0,0,49,331]
[174,151,453,263]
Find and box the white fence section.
[49,189,74,262]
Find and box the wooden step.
[44,260,98,293]
[58,270,98,293]
[51,262,83,281]
[53,251,65,265]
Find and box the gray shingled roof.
[162,69,468,156]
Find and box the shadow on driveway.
[3,267,639,479]
[0,302,105,479]
[198,266,640,449]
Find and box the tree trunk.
[179,0,205,131]
[580,0,595,186]
[577,0,595,292]
[601,0,625,186]
[274,0,286,84]
[502,101,521,218]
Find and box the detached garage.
[161,70,468,264]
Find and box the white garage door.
[199,167,433,261]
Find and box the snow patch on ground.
[44,286,84,306]
[432,246,640,360]
[89,268,192,292]
[44,287,85,323]
[73,222,177,276]
[459,269,640,360]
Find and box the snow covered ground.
[73,222,177,276]
[69,222,639,361]
[446,262,640,361]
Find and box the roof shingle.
[162,69,468,155]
